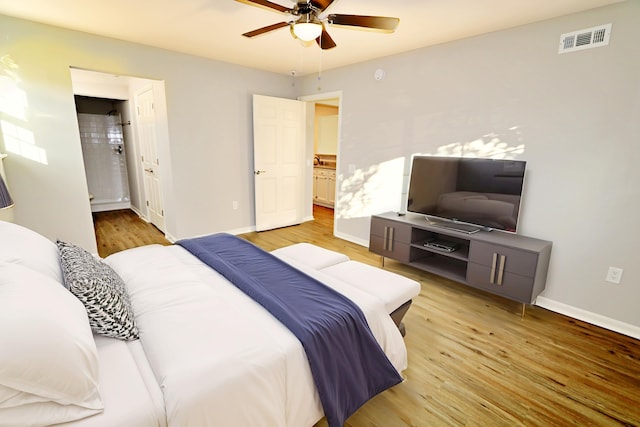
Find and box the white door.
[253,94,305,232]
[135,87,165,232]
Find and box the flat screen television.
[406,156,526,233]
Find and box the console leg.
[381,256,385,268]
[521,303,526,320]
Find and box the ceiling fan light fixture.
[237,0,399,50]
[293,16,323,42]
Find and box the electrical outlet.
[605,267,623,284]
[232,201,238,210]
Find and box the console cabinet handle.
[383,227,388,250]
[382,226,395,252]
[497,255,506,285]
[490,253,498,284]
[489,253,507,285]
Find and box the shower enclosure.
[77,113,131,212]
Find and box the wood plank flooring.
[94,207,640,426]
[93,209,171,258]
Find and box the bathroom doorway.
[75,96,132,213]
[70,67,171,236]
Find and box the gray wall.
[297,2,640,332]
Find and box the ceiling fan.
[235,0,400,50]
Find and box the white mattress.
[55,336,166,427]
[104,244,407,427]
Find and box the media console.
[369,212,552,305]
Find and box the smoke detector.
[558,23,612,54]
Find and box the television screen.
[406,156,526,233]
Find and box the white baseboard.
[334,230,369,247]
[228,226,255,236]
[129,206,146,221]
[126,207,177,242]
[229,217,315,238]
[536,296,640,340]
[91,201,131,212]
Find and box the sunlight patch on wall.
[337,157,405,219]
[0,120,46,165]
[433,129,525,159]
[0,54,48,165]
[0,79,26,122]
[0,55,20,82]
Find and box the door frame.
[70,68,175,241]
[298,90,342,232]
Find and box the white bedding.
[56,337,166,427]
[104,244,407,427]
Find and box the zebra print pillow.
[57,241,139,341]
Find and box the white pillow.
[0,220,63,285]
[0,262,103,426]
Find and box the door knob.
[145,168,154,173]
[254,170,267,175]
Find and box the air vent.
[558,23,612,54]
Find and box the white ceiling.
[0,0,624,76]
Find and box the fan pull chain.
[317,37,322,91]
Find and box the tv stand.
[369,212,552,305]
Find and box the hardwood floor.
[94,207,640,426]
[93,209,171,258]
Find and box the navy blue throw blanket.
[178,233,402,427]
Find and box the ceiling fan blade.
[242,21,290,38]
[316,25,337,50]
[235,0,291,14]
[310,0,337,13]
[327,14,399,33]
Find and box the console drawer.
[369,235,411,262]
[468,241,538,278]
[467,262,536,303]
[370,217,412,242]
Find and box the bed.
[0,220,419,427]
